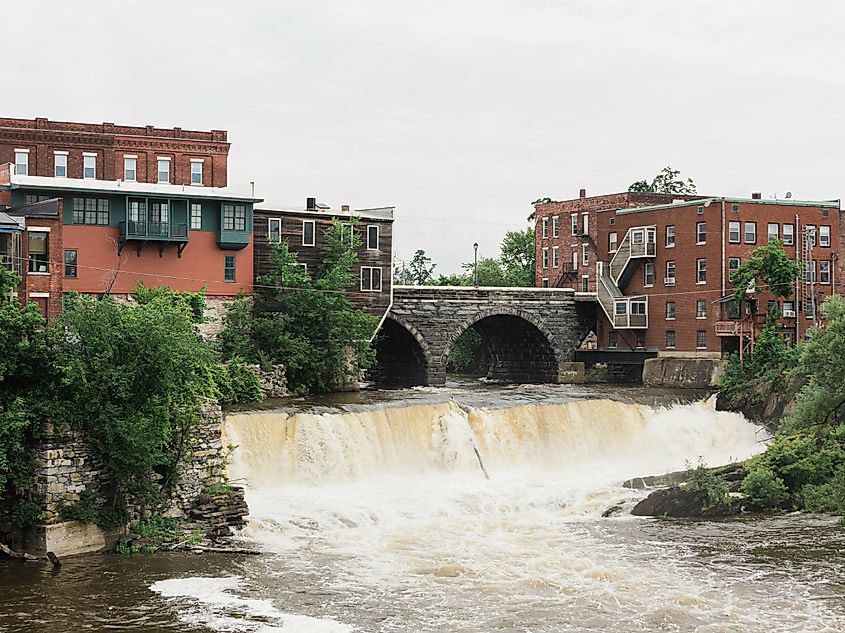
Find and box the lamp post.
[473,242,479,286]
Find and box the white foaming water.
[154,397,845,631]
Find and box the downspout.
[370,218,395,343]
[720,198,726,300]
[795,213,800,343]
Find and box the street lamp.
[473,242,479,286]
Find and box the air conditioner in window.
[664,277,676,285]
[783,310,797,318]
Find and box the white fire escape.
[596,226,654,329]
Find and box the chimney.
[752,192,762,200]
[306,197,317,210]
[341,204,350,213]
[579,188,587,199]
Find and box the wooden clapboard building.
[253,198,394,317]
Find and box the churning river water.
[2,384,845,632]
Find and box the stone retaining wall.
[642,358,726,388]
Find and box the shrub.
[802,465,845,515]
[685,459,728,503]
[58,489,100,524]
[12,497,47,528]
[741,469,790,508]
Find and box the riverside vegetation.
[1,221,378,537]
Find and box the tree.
[226,220,378,394]
[628,166,697,195]
[730,240,800,306]
[405,249,436,285]
[499,228,535,287]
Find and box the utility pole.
[473,242,479,286]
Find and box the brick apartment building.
[0,117,259,320]
[534,189,843,357]
[254,198,394,317]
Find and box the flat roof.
[2,174,263,203]
[615,196,840,215]
[258,205,394,221]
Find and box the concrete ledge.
[22,521,120,557]
[642,358,726,389]
[558,361,586,383]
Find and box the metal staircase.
[597,261,648,329]
[609,225,656,287]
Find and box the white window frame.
[744,221,757,244]
[728,257,741,275]
[302,219,316,247]
[572,251,578,269]
[696,258,707,284]
[820,260,831,284]
[552,216,559,238]
[608,232,618,253]
[767,223,779,243]
[820,225,831,247]
[123,155,137,181]
[367,225,379,250]
[570,214,578,236]
[665,224,675,248]
[542,247,549,269]
[14,149,29,176]
[665,301,676,320]
[190,159,204,185]
[608,331,618,349]
[551,246,559,269]
[643,262,655,287]
[582,213,589,235]
[541,217,548,239]
[806,225,817,246]
[696,330,707,349]
[581,275,589,293]
[728,221,741,243]
[224,255,236,283]
[54,151,68,178]
[190,202,203,231]
[696,300,707,319]
[360,266,383,292]
[268,218,282,243]
[157,157,171,184]
[665,260,676,285]
[581,243,589,267]
[782,223,794,246]
[666,330,676,349]
[83,153,97,179]
[696,221,706,245]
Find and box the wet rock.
[601,505,624,518]
[622,470,688,490]
[631,487,742,519]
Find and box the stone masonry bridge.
[370,286,595,387]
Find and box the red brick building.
[0,118,257,322]
[534,189,843,356]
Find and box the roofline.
[257,206,394,221]
[614,196,841,215]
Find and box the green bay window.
[73,198,109,225]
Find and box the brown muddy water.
[2,382,844,632]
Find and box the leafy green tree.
[232,220,378,394]
[730,240,800,306]
[499,228,535,287]
[405,249,436,285]
[132,282,207,323]
[628,166,697,194]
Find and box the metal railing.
[608,225,657,283]
[119,221,188,240]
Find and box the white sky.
[4,1,844,273]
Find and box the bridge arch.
[369,315,433,388]
[443,307,563,384]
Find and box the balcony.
[609,225,656,288]
[596,262,648,329]
[118,220,189,257]
[715,320,740,337]
[217,227,250,250]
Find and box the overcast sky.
[4,1,844,273]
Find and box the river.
[2,383,844,632]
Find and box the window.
[157,158,171,183]
[367,225,379,250]
[72,198,109,225]
[541,278,549,288]
[191,160,203,185]
[581,275,589,292]
[124,156,137,181]
[820,225,831,247]
[552,216,559,238]
[572,251,578,269]
[25,194,50,205]
[542,247,549,269]
[14,150,29,175]
[128,199,146,223]
[635,331,646,349]
[820,260,831,284]
[804,260,816,283]
[665,225,675,247]
[570,214,578,236]
[581,243,589,267]
[608,232,618,252]
[644,262,655,287]
[768,223,779,243]
[224,255,236,282]
[361,267,383,292]
[223,205,246,231]
[268,218,281,243]
[697,205,704,216]
[696,221,706,244]
[54,152,67,177]
[666,330,676,349]
[609,217,616,226]
[806,225,817,246]
[552,246,559,268]
[728,257,741,275]
[665,260,676,284]
[732,203,740,213]
[64,249,77,278]
[630,301,647,316]
[27,231,49,273]
[752,222,771,248]
[696,330,707,349]
[582,213,589,235]
[302,220,315,246]
[728,221,741,243]
[615,301,627,317]
[190,203,202,230]
[696,300,707,319]
[782,223,794,245]
[608,331,618,349]
[666,301,676,320]
[696,258,707,283]
[83,154,96,179]
[541,217,548,239]
[783,301,795,317]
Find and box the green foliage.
[685,458,728,503]
[730,240,800,305]
[403,249,436,285]
[58,489,100,524]
[717,324,797,406]
[446,329,490,374]
[221,220,378,394]
[132,515,181,540]
[12,497,47,528]
[208,358,262,406]
[802,465,845,515]
[740,469,790,508]
[132,282,207,323]
[499,228,535,287]
[56,293,219,516]
[200,483,234,496]
[628,166,697,194]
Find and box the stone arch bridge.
[370,286,594,387]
